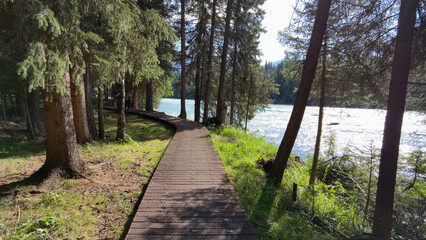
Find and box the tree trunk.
[116,79,126,140]
[70,74,92,143]
[244,70,253,132]
[373,0,419,239]
[230,0,240,127]
[1,95,6,120]
[97,79,105,140]
[269,0,331,185]
[202,0,217,123]
[146,81,153,111]
[194,0,206,123]
[216,0,233,126]
[365,145,374,215]
[30,65,85,182]
[84,70,97,140]
[309,35,327,186]
[179,0,187,119]
[24,90,35,139]
[28,88,42,132]
[17,90,25,117]
[132,85,139,109]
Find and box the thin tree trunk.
[309,35,327,186]
[194,0,206,123]
[28,88,42,132]
[84,70,97,140]
[30,65,85,182]
[17,90,25,117]
[140,83,146,110]
[70,74,92,143]
[202,0,217,123]
[179,0,187,119]
[1,95,6,120]
[24,90,35,139]
[116,79,126,140]
[373,0,419,238]
[364,146,374,215]
[230,0,240,127]
[146,81,153,111]
[269,0,331,185]
[132,85,139,109]
[97,79,105,140]
[244,70,253,132]
[216,0,233,125]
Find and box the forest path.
[124,109,258,240]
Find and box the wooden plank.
[124,110,257,240]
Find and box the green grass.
[0,111,174,240]
[211,126,368,240]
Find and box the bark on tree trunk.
[194,0,206,123]
[97,79,105,140]
[70,74,92,143]
[269,0,331,186]
[179,0,187,119]
[216,0,233,126]
[373,0,419,239]
[202,0,217,123]
[29,65,85,183]
[132,86,139,109]
[116,79,126,140]
[309,36,327,186]
[146,81,153,111]
[84,71,97,140]
[230,27,239,126]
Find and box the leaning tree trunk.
[70,74,92,143]
[216,0,233,126]
[202,0,217,123]
[269,0,331,186]
[179,0,187,119]
[373,0,419,239]
[309,35,327,186]
[30,65,85,183]
[145,81,153,111]
[97,79,105,140]
[84,70,97,140]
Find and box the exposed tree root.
[0,163,88,194]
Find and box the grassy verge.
[0,111,173,239]
[211,126,368,240]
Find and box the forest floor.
[0,110,174,239]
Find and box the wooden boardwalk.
[125,110,258,240]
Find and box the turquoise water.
[157,98,426,158]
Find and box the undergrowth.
[211,126,369,240]
[0,111,173,239]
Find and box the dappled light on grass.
[211,126,370,239]
[0,111,173,239]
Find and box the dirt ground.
[0,116,170,239]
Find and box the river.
[157,98,426,158]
